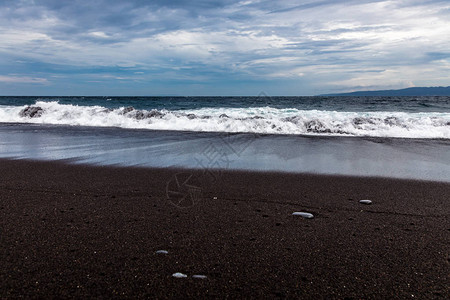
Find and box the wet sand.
[0,159,449,298]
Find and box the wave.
[0,101,449,139]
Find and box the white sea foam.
[0,101,449,139]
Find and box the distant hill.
[320,86,450,96]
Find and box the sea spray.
[0,100,448,139]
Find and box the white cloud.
[0,75,48,84]
[88,31,110,39]
[0,0,449,94]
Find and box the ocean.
[0,96,449,181]
[1,95,449,138]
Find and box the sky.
[0,0,450,96]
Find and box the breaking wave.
[0,101,449,139]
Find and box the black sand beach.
[0,159,449,298]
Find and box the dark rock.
[19,106,43,118]
[352,117,365,125]
[186,114,196,119]
[134,111,146,120]
[304,120,331,133]
[384,116,400,126]
[353,117,378,126]
[121,106,134,114]
[146,110,164,118]
[219,114,229,118]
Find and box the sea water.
[0,96,448,181]
[0,96,448,138]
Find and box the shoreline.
[1,124,449,182]
[2,156,450,184]
[1,121,450,141]
[1,159,449,298]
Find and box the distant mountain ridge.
[321,86,450,96]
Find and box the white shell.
[172,272,187,278]
[156,250,168,254]
[292,212,314,219]
[192,275,207,279]
[359,200,373,205]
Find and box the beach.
[1,159,448,298]
[2,0,450,297]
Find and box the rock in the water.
[192,275,207,279]
[156,250,168,254]
[359,199,372,205]
[121,106,134,114]
[147,110,164,118]
[172,272,187,278]
[304,120,331,133]
[292,212,314,219]
[219,113,229,118]
[19,106,43,118]
[134,111,146,120]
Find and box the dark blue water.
[1,95,449,112]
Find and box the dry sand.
[0,159,449,298]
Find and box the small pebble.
[156,250,168,254]
[192,275,207,279]
[292,212,314,219]
[172,272,187,278]
[213,197,217,199]
[359,200,372,205]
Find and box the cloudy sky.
[1,0,449,96]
